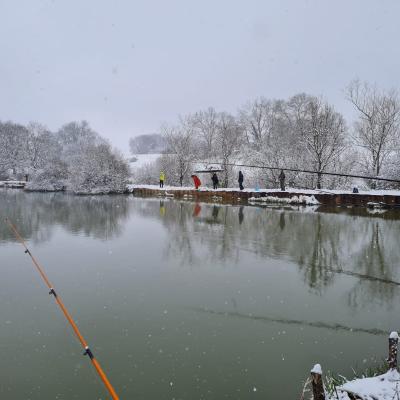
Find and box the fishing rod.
[193,161,400,184]
[5,218,119,400]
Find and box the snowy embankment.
[0,180,26,188]
[249,194,320,205]
[128,184,400,207]
[128,184,400,197]
[334,369,400,400]
[309,332,400,400]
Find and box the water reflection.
[1,190,400,309]
[0,189,130,242]
[348,222,396,309]
[238,206,244,225]
[130,199,400,309]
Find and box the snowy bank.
[0,180,26,188]
[336,369,400,400]
[129,184,400,208]
[248,194,320,205]
[128,184,400,197]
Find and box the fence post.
[311,364,325,400]
[388,331,399,370]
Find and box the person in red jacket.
[191,174,201,189]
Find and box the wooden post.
[310,364,325,400]
[388,331,399,370]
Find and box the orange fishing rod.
[5,218,119,400]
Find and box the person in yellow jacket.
[159,171,165,188]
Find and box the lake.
[1,189,399,399]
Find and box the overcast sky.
[1,0,399,152]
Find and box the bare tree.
[247,99,297,187]
[162,119,195,186]
[239,97,275,149]
[215,113,243,187]
[192,107,219,157]
[346,80,400,185]
[290,95,347,189]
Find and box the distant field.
[129,153,162,169]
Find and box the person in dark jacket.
[211,173,219,190]
[279,170,286,191]
[238,171,244,190]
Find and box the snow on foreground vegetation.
[0,121,129,194]
[334,369,400,400]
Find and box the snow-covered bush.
[23,121,130,193]
[69,143,129,194]
[25,159,68,192]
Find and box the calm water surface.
[1,189,400,399]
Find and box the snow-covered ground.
[334,369,400,400]
[129,154,162,170]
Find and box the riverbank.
[4,182,400,208]
[0,180,26,188]
[129,184,400,208]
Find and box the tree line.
[0,120,129,193]
[134,80,400,190]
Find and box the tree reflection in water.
[131,199,400,309]
[2,190,400,310]
[0,189,130,243]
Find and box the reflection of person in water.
[238,206,244,225]
[159,201,165,217]
[193,203,202,217]
[279,170,285,191]
[212,205,219,221]
[279,212,285,230]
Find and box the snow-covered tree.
[239,97,276,149]
[25,122,56,178]
[215,112,244,187]
[347,80,400,185]
[290,95,347,189]
[25,120,130,193]
[243,99,297,187]
[69,143,129,194]
[192,107,219,157]
[25,159,69,192]
[162,119,195,186]
[0,121,29,177]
